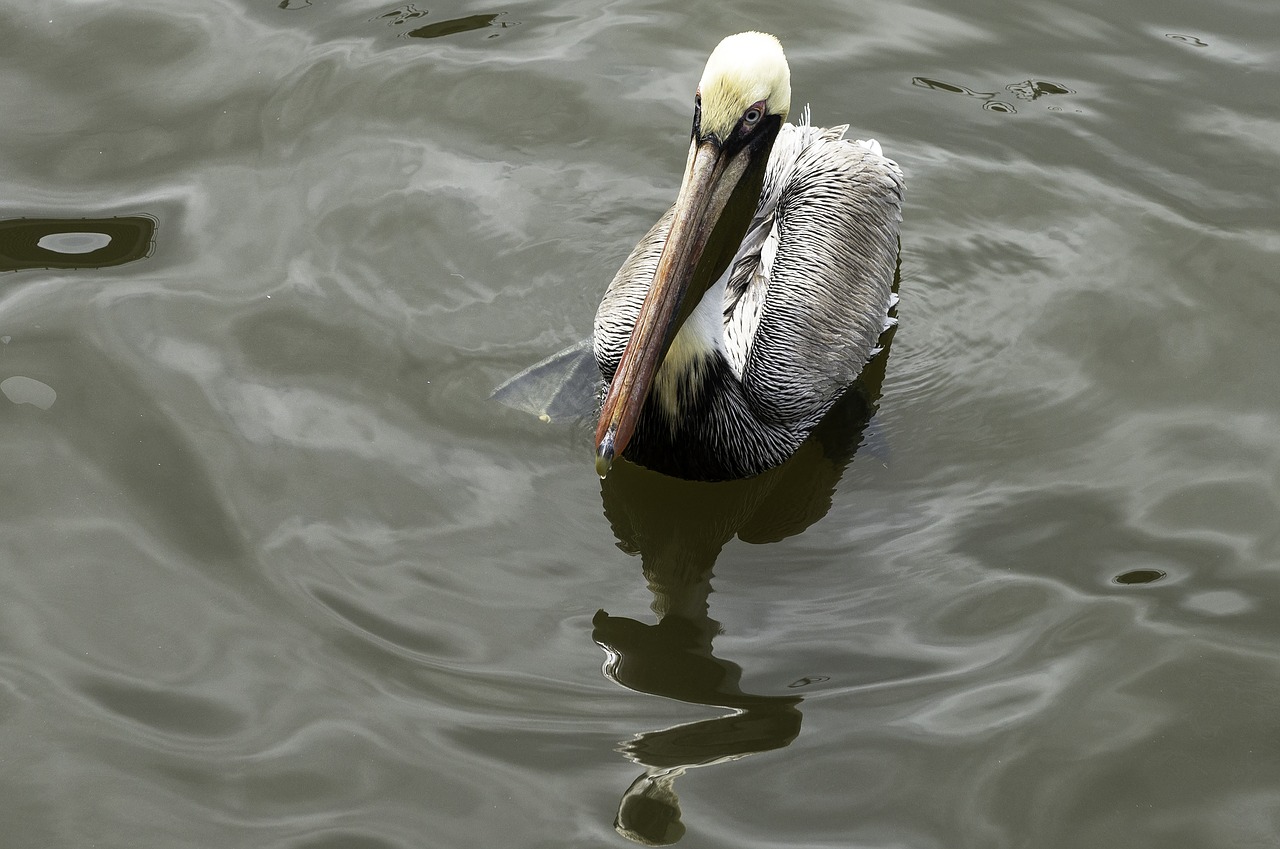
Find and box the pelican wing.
[593,206,676,381]
[728,121,904,428]
[491,337,600,422]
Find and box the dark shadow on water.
[0,216,156,273]
[406,14,498,39]
[592,340,891,845]
[373,9,517,42]
[911,75,1075,114]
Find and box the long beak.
[595,138,750,478]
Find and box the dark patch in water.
[912,76,1077,115]
[0,216,155,273]
[369,7,518,41]
[788,676,830,688]
[376,4,428,26]
[407,14,499,39]
[1114,569,1167,585]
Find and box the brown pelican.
[593,32,904,481]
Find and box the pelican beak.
[594,135,757,478]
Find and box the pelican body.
[593,32,904,481]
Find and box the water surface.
[2,0,1278,847]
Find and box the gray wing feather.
[733,121,904,427]
[593,206,674,379]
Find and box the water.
[2,0,1278,846]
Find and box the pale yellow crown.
[696,32,792,139]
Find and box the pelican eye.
[743,102,766,126]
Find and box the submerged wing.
[491,337,601,423]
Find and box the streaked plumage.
[593,33,904,481]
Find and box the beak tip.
[595,431,616,479]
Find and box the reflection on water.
[0,374,57,410]
[0,216,156,272]
[406,14,506,40]
[375,4,428,27]
[373,5,515,40]
[3,0,1280,847]
[1114,569,1167,585]
[594,349,889,844]
[911,76,1076,114]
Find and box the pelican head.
[696,32,791,142]
[595,32,792,477]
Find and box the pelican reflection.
[593,341,889,845]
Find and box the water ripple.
[2,0,1279,846]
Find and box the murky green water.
[2,1,1278,846]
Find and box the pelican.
[593,32,904,482]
